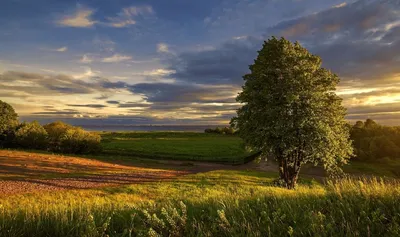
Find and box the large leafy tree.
[0,100,18,145]
[231,37,352,189]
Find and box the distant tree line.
[0,100,101,154]
[350,119,400,161]
[204,126,236,135]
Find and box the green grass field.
[100,132,253,163]
[0,170,399,236]
[1,132,400,236]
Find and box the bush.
[204,127,235,135]
[44,121,73,151]
[0,100,18,147]
[59,127,102,154]
[44,121,101,154]
[15,121,48,149]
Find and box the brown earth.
[0,150,326,196]
[0,150,187,195]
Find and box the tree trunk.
[278,158,301,189]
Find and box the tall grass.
[0,171,399,236]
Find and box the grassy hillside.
[100,132,253,163]
[0,170,399,236]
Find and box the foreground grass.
[0,170,399,236]
[100,132,252,163]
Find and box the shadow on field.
[0,149,328,195]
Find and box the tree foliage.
[44,121,74,150]
[15,121,48,149]
[44,121,101,154]
[0,101,101,154]
[350,119,400,160]
[59,127,102,154]
[231,37,353,188]
[0,100,18,146]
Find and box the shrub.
[44,121,73,151]
[222,127,235,135]
[59,127,102,154]
[44,122,101,154]
[15,121,48,149]
[204,127,236,135]
[0,100,18,147]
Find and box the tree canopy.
[350,119,400,160]
[231,37,353,188]
[0,100,18,145]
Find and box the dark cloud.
[162,0,399,87]
[118,102,151,108]
[67,104,107,108]
[165,37,261,85]
[268,0,400,81]
[129,83,238,103]
[0,71,127,96]
[348,103,400,115]
[106,100,120,104]
[32,111,80,115]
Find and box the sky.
[0,0,400,126]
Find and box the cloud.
[123,6,154,16]
[32,111,81,115]
[92,37,116,52]
[157,43,169,53]
[55,47,68,52]
[133,68,175,77]
[267,0,400,83]
[118,102,151,108]
[332,2,347,8]
[67,104,107,108]
[164,36,261,85]
[57,7,96,28]
[162,0,399,88]
[106,100,120,105]
[72,67,98,79]
[57,5,154,28]
[0,70,127,97]
[129,83,239,103]
[101,54,132,63]
[106,5,154,28]
[108,19,135,28]
[80,54,93,63]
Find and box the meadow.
[100,132,254,164]
[0,132,400,236]
[0,169,399,236]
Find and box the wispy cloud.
[106,6,154,28]
[72,67,98,79]
[80,54,93,63]
[56,5,154,28]
[55,46,68,52]
[133,68,175,77]
[101,54,132,63]
[157,43,169,53]
[40,46,68,52]
[332,2,347,8]
[92,37,115,52]
[57,7,96,28]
